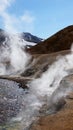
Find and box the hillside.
[28,25,73,54]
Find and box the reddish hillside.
[28,25,73,54]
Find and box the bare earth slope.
[28,25,73,54]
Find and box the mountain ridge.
[28,25,73,54]
[21,32,43,43]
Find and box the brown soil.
[28,25,73,54]
[31,97,73,130]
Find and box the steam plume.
[0,0,31,75]
[10,46,73,129]
[0,34,31,75]
[29,47,73,100]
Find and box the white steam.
[9,35,30,74]
[0,0,35,33]
[0,34,31,75]
[0,0,12,12]
[9,46,73,129]
[29,47,73,100]
[0,0,31,75]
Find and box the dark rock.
[21,32,43,43]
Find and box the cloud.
[2,11,35,33]
[0,0,16,32]
[19,11,35,33]
[21,11,35,24]
[0,0,35,33]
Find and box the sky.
[0,0,73,38]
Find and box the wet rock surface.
[0,76,32,89]
[0,79,26,125]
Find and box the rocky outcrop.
[0,76,32,89]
